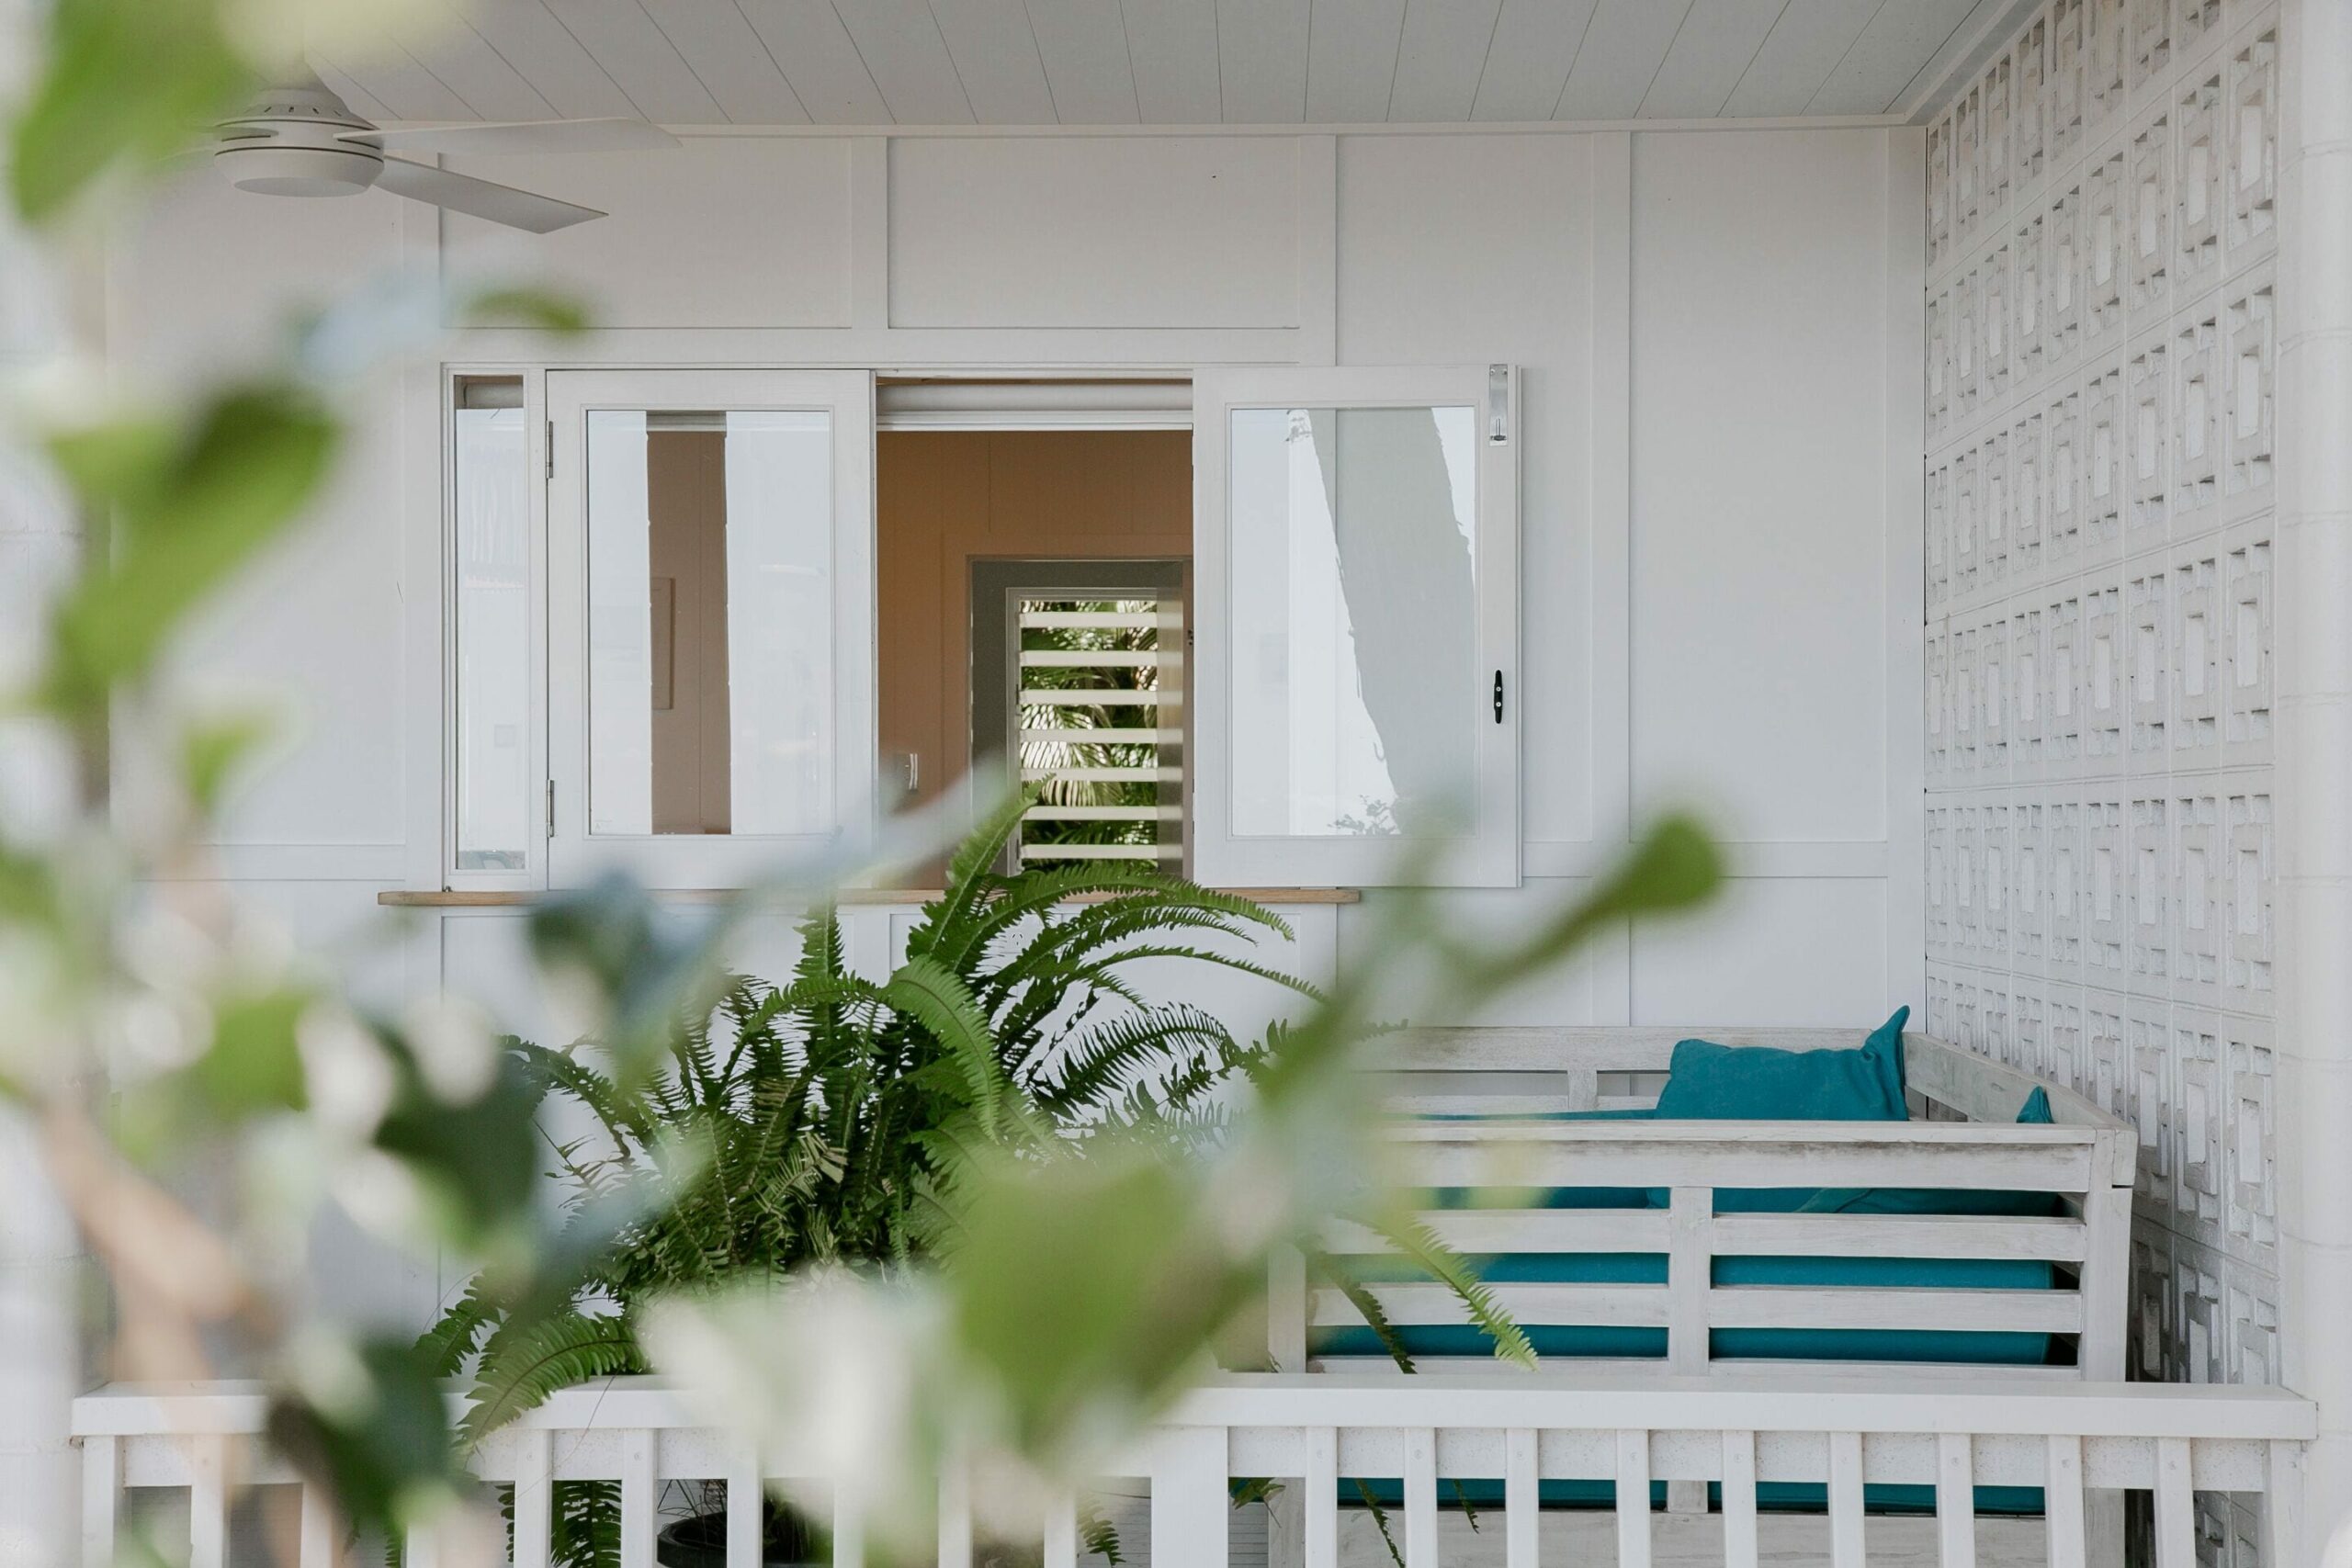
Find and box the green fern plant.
[424,793,1317,1564]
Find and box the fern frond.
[416,1277,503,1379]
[460,1307,645,1447]
[1308,1253,1416,1374]
[1368,1217,1535,1370]
[879,956,1010,1138]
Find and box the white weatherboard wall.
[1920,0,2297,1560]
[107,125,1921,1330]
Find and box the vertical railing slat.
[1150,1426,1229,1568]
[1614,1429,1652,1568]
[937,1453,972,1568]
[726,1443,762,1568]
[1826,1431,1866,1568]
[188,1434,229,1568]
[831,1491,865,1568]
[2261,1440,2305,1568]
[81,1435,119,1568]
[1268,1247,1308,1372]
[1721,1430,1759,1568]
[2153,1437,2194,1568]
[1937,1433,1976,1568]
[619,1429,656,1568]
[1504,1427,1539,1568]
[1667,1186,1711,1370]
[1304,1426,1340,1568]
[1402,1427,1438,1568]
[298,1483,336,1568]
[2044,1434,2087,1568]
[1041,1490,1077,1568]
[511,1427,553,1568]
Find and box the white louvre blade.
[374,156,603,232]
[352,118,676,155]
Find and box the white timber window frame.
[1191,366,1521,889]
[544,368,876,890]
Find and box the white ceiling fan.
[212,78,676,232]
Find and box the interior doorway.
[876,424,1193,882]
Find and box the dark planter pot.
[655,1513,822,1568]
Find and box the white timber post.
[1665,1186,1711,1514]
[2277,0,2352,1558]
[0,0,94,1554]
[1265,1247,1308,1568]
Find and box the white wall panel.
[1628,130,1894,845]
[1629,877,1893,1025]
[1335,133,1596,847]
[109,178,413,854]
[444,140,856,329]
[886,136,1302,328]
[1338,885,1607,1027]
[110,175,406,386]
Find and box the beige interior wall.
[647,430,730,835]
[877,429,1192,814]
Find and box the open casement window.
[547,370,875,888]
[1192,367,1520,888]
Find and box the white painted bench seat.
[1274,1031,2136,1384]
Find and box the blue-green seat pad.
[1314,1247,2057,1365]
[1336,1101,2064,1367]
[1336,1479,2046,1516]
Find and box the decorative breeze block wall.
[1923,6,2278,1560]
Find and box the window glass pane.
[585,409,834,837]
[454,397,528,871]
[1226,405,1477,838]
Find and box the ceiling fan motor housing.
[215,83,384,197]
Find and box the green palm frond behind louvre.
[1018,598,1173,855]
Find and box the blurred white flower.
[645,1275,944,1559]
[298,1002,397,1141]
[401,994,498,1105]
[332,1146,426,1243]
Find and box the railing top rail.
[1163,1373,2319,1441]
[72,1373,2318,1443]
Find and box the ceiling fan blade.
[350,118,677,156]
[374,157,604,232]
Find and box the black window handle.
[1492,670,1505,724]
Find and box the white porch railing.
[74,1371,2314,1568]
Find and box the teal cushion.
[1797,1076,2064,1218]
[1317,1249,2058,1366]
[1652,1007,1911,1122]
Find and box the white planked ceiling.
[313,0,2021,129]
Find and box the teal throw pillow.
[1652,1007,1911,1122]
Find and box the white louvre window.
[1014,596,1186,867]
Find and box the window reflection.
[586,410,834,837]
[1227,404,1476,838]
[453,386,528,871]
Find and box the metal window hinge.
[545,420,554,479]
[1492,669,1506,723]
[546,778,556,839]
[1487,365,1510,445]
